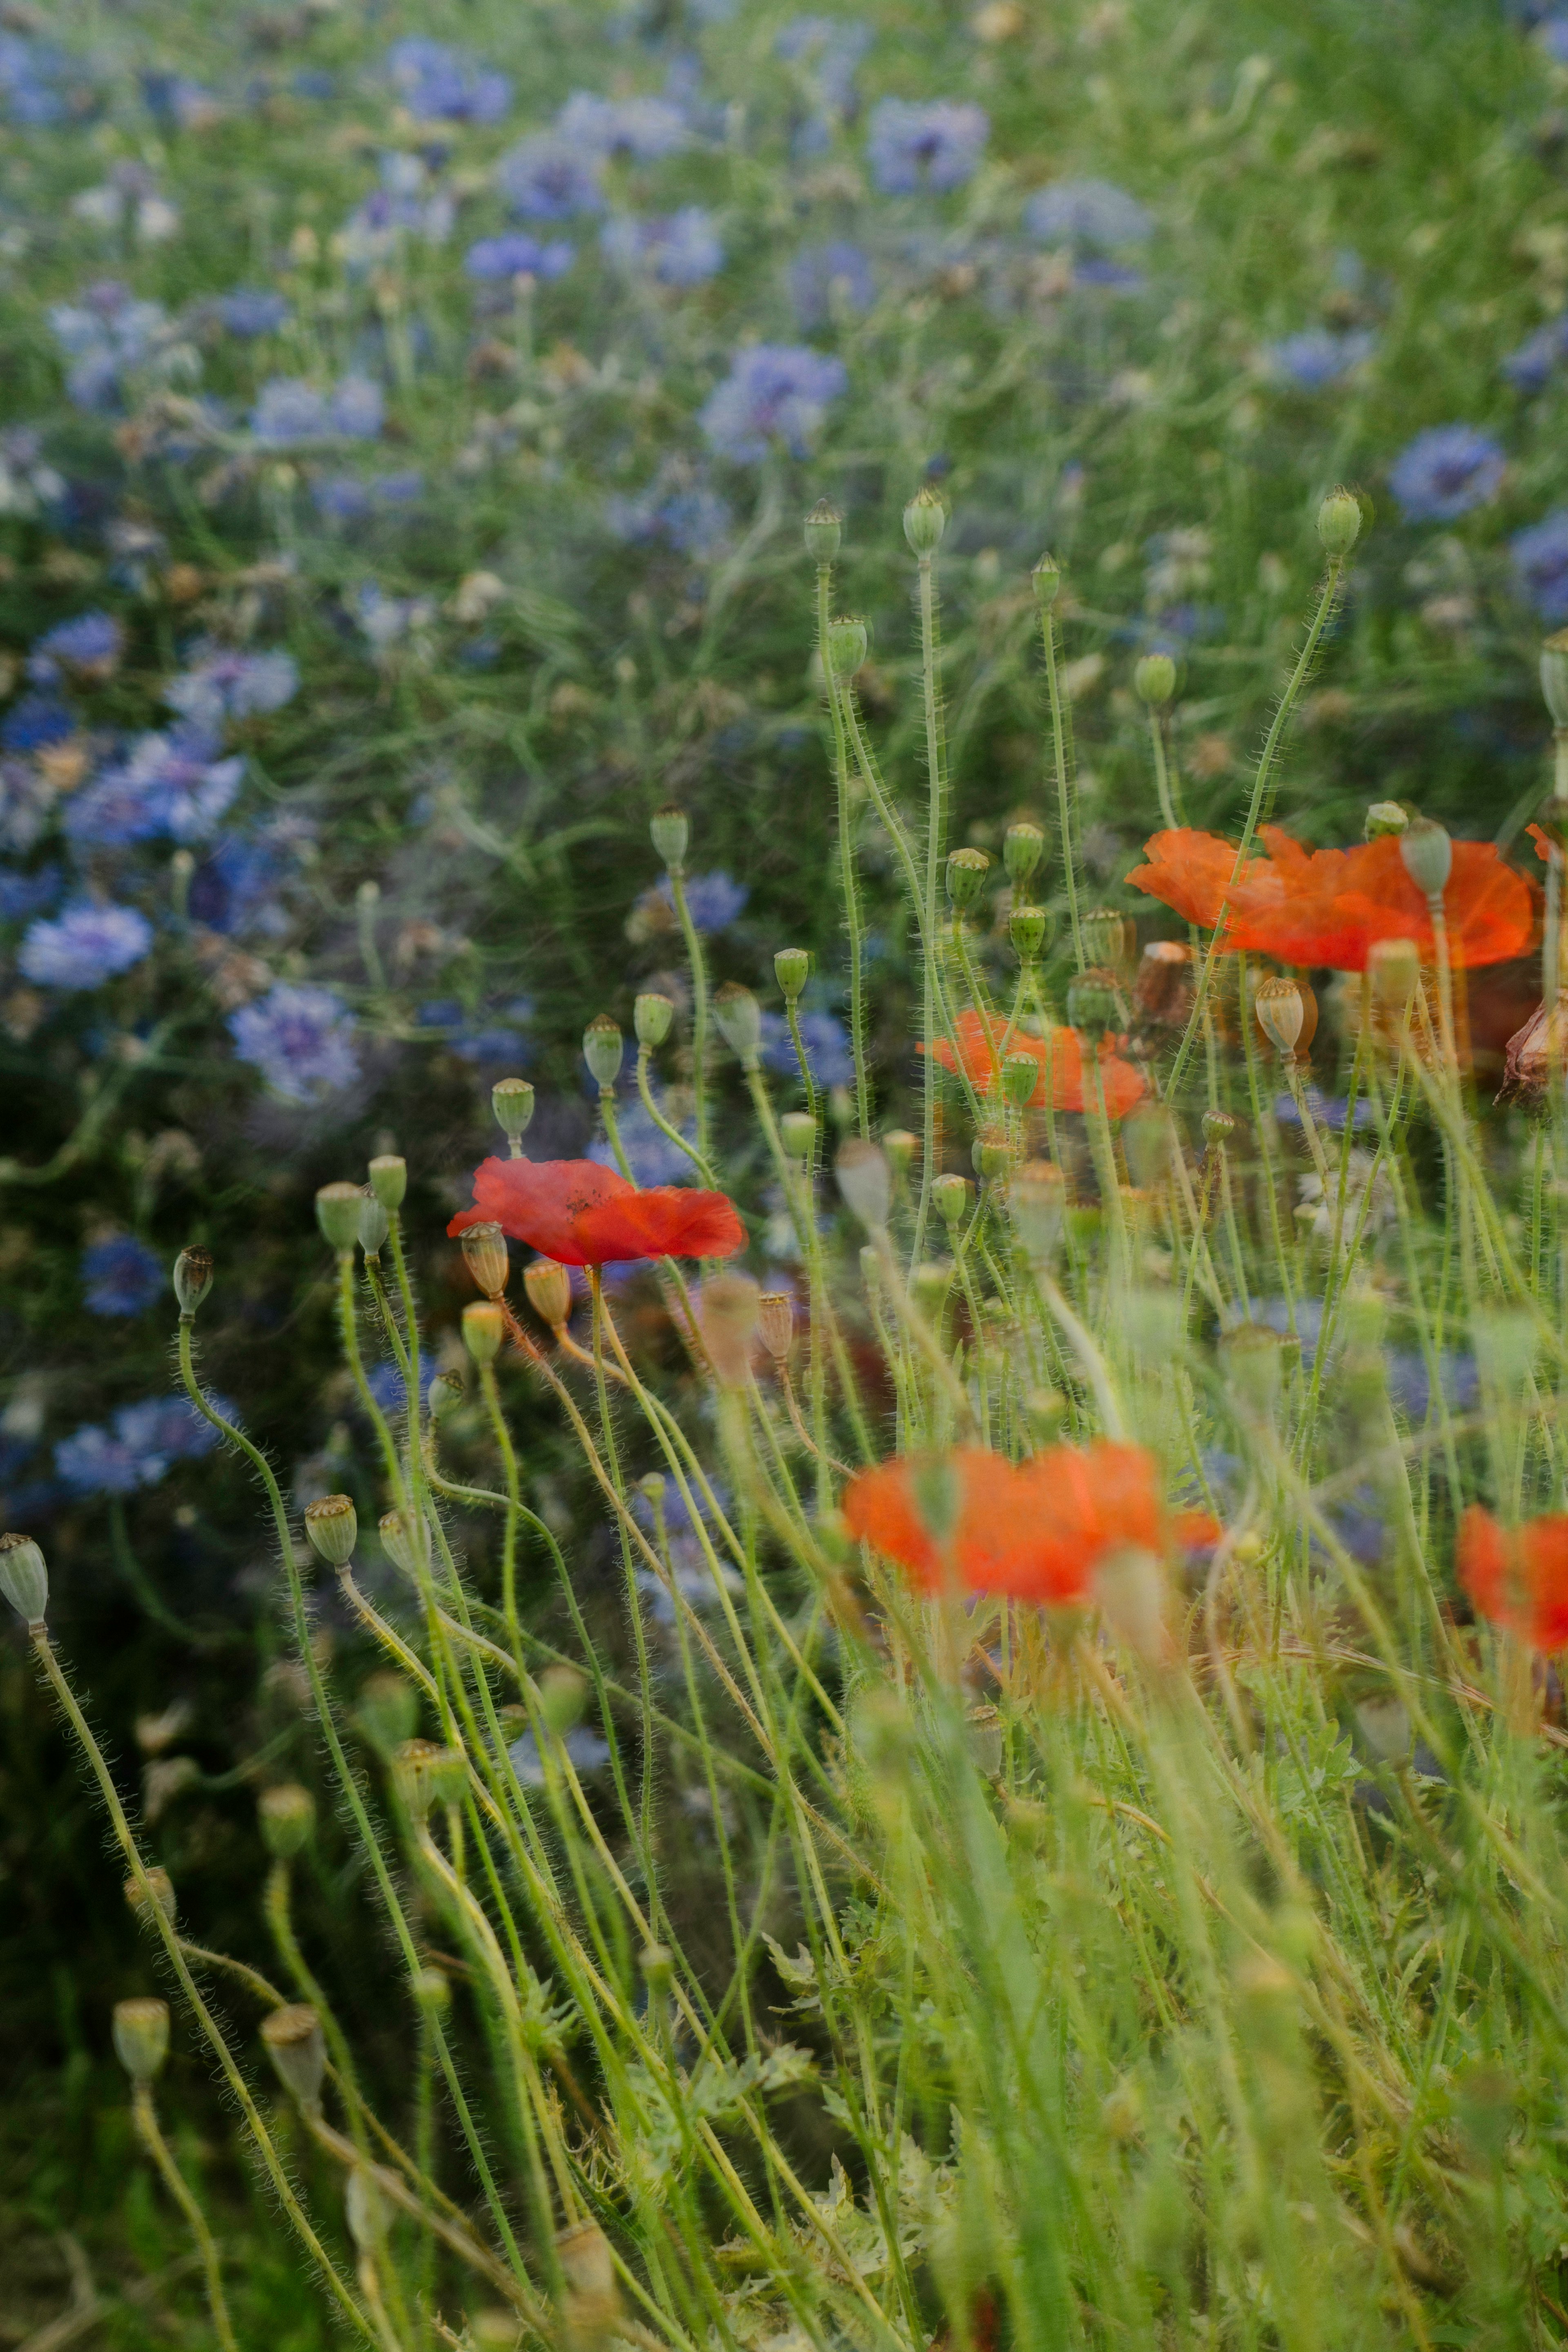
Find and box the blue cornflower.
[775,17,872,111]
[55,1423,149,1498]
[1388,424,1505,522]
[1023,178,1152,248]
[657,870,748,930]
[49,282,172,414]
[2,692,74,753]
[557,90,688,160]
[1386,1350,1478,1423]
[1540,16,1568,64]
[0,764,54,855]
[249,375,383,445]
[187,833,290,936]
[311,470,425,522]
[601,208,723,286]
[465,233,575,281]
[1272,1087,1372,1132]
[0,32,91,127]
[27,611,124,685]
[0,863,60,921]
[588,1098,697,1188]
[229,982,359,1102]
[364,1361,408,1415]
[497,136,604,221]
[508,1723,612,1786]
[759,1008,855,1090]
[81,1234,163,1316]
[790,240,874,328]
[19,900,153,990]
[866,98,988,194]
[141,72,221,129]
[165,646,299,727]
[114,1393,229,1464]
[386,37,511,125]
[350,583,435,654]
[214,287,290,336]
[66,728,243,847]
[1264,329,1375,389]
[699,344,847,463]
[1502,314,1568,392]
[1513,508,1568,621]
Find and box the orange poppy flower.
[926,1009,1146,1119]
[1123,828,1261,932]
[448,1158,745,1267]
[1457,1505,1568,1652]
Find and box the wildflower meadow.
[13,0,1568,2345]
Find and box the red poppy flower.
[1124,828,1261,933]
[448,1158,745,1267]
[1457,1504,1568,1652]
[925,1009,1146,1119]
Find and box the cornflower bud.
[1011,1161,1066,1265]
[1081,909,1136,977]
[1000,1053,1039,1110]
[315,1182,363,1254]
[804,497,842,564]
[774,947,810,1003]
[1400,815,1452,900]
[1004,822,1045,886]
[1542,629,1568,730]
[713,982,762,1063]
[933,1172,971,1227]
[1133,653,1176,706]
[492,1075,535,1152]
[379,1510,424,1578]
[1364,801,1407,841]
[757,1292,794,1361]
[1067,968,1119,1037]
[1010,905,1049,962]
[113,1997,170,2084]
[972,1130,1012,1179]
[460,1221,509,1299]
[650,804,689,871]
[357,1191,389,1259]
[427,1369,464,1422]
[903,486,947,556]
[1032,552,1062,608]
[261,2003,326,2111]
[583,1015,624,1089]
[780,1110,817,1160]
[258,1782,315,1859]
[634,993,673,1048]
[358,1671,418,1753]
[304,1494,357,1566]
[825,616,868,679]
[126,1867,176,1928]
[1368,934,1420,1011]
[946,847,991,911]
[367,1154,407,1210]
[835,1138,891,1230]
[698,1273,760,1386]
[881,1127,916,1177]
[1254,974,1306,1058]
[0,1531,48,1627]
[910,1261,951,1314]
[463,1299,505,1364]
[1316,486,1363,559]
[523,1257,572,1329]
[172,1245,213,1316]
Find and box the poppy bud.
[714,982,762,1064]
[1368,935,1420,1011]
[261,2003,326,2111]
[1032,552,1062,608]
[780,1109,817,1160]
[411,1967,451,2015]
[804,497,842,564]
[1011,1161,1066,1265]
[304,1494,357,1566]
[972,1131,1012,1180]
[1399,815,1452,900]
[0,1531,47,1627]
[1081,908,1136,977]
[492,1075,535,1153]
[1316,486,1362,559]
[933,1172,971,1227]
[903,486,946,556]
[126,1867,177,1928]
[757,1291,794,1361]
[1023,1386,1066,1442]
[774,947,810,1003]
[379,1510,423,1578]
[1067,968,1119,1037]
[463,1300,505,1365]
[344,2167,385,2257]
[113,1996,169,2084]
[315,1182,363,1254]
[358,1671,419,1754]
[1000,1053,1039,1109]
[634,993,673,1048]
[367,1154,407,1211]
[835,1138,891,1230]
[1133,653,1176,706]
[1004,821,1045,885]
[910,1261,951,1314]
[258,1782,315,1859]
[460,1221,510,1299]
[1363,800,1407,841]
[584,1015,624,1089]
[1254,974,1306,1058]
[523,1256,572,1329]
[881,1127,917,1176]
[537,1664,587,1735]
[699,1274,761,1386]
[172,1245,214,1316]
[946,847,990,910]
[357,1191,389,1259]
[1010,905,1049,963]
[639,1940,675,1991]
[428,1369,464,1422]
[650,804,689,871]
[825,616,868,679]
[1541,629,1568,731]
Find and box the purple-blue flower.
[601,208,723,286]
[1023,178,1152,247]
[165,646,299,728]
[249,375,383,445]
[387,37,511,125]
[55,1423,149,1498]
[1512,508,1568,622]
[19,900,153,989]
[1502,314,1568,393]
[866,98,988,194]
[0,863,60,921]
[2,693,74,753]
[187,832,292,936]
[1264,329,1375,389]
[657,869,748,930]
[114,1393,229,1464]
[65,728,243,847]
[557,90,688,159]
[465,233,575,281]
[1388,424,1506,523]
[497,136,604,221]
[311,470,426,522]
[214,287,290,337]
[229,982,359,1101]
[759,1008,854,1090]
[27,611,124,684]
[588,1097,697,1188]
[606,475,733,558]
[789,241,874,328]
[56,1391,229,1497]
[81,1234,164,1316]
[49,282,172,414]
[699,344,847,462]
[775,17,872,112]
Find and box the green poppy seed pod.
[882,1126,917,1176]
[803,497,842,564]
[357,1670,419,1754]
[634,992,674,1049]
[1542,630,1568,730]
[460,1220,510,1299]
[492,1075,535,1153]
[379,1509,424,1578]
[1133,653,1176,707]
[1254,973,1306,1057]
[1364,800,1407,841]
[125,1867,177,1929]
[780,1109,817,1160]
[1368,934,1421,1011]
[1011,1161,1066,1265]
[537,1663,587,1735]
[1121,1103,1177,1190]
[714,982,762,1063]
[1023,1385,1067,1443]
[1220,1322,1287,1419]
[304,1493,357,1567]
[258,1782,316,1859]
[1066,967,1119,1037]
[1032,551,1062,608]
[774,947,810,1003]
[903,486,947,556]
[1200,1109,1237,1151]
[1316,486,1363,559]
[910,1260,951,1314]
[523,1256,573,1328]
[261,2003,326,2112]
[637,1472,666,1508]
[172,1245,213,1316]
[463,1299,505,1365]
[427,1368,464,1422]
[0,1531,47,1627]
[1000,1053,1039,1110]
[933,1171,972,1227]
[650,803,689,872]
[835,1137,891,1230]
[1003,821,1045,886]
[584,1014,624,1089]
[314,1182,363,1254]
[113,1996,170,2085]
[972,1131,1013,1180]
[367,1153,407,1211]
[356,1191,390,1258]
[825,615,868,679]
[411,1967,450,2015]
[1081,908,1136,977]
[757,1291,794,1361]
[946,846,991,910]
[1400,815,1452,900]
[1010,905,1049,963]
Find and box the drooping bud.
[1081,908,1136,977]
[379,1510,424,1579]
[125,1867,177,1929]
[835,1138,891,1230]
[258,1782,316,1859]
[357,1671,418,1754]
[1363,801,1407,841]
[1010,905,1049,963]
[304,1494,358,1566]
[463,1299,505,1365]
[825,616,868,679]
[367,1154,407,1211]
[1032,552,1062,609]
[1542,630,1568,730]
[523,1257,572,1329]
[1399,816,1453,900]
[1003,821,1045,886]
[584,1015,624,1089]
[113,1997,170,2084]
[314,1182,363,1254]
[933,1172,972,1227]
[903,486,947,556]
[427,1369,464,1422]
[634,993,673,1049]
[492,1075,535,1153]
[1368,935,1421,1012]
[460,1221,510,1299]
[357,1191,390,1259]
[1010,1161,1066,1265]
[650,804,689,872]
[1133,653,1176,706]
[172,1246,213,1316]
[804,497,842,564]
[261,2003,327,2111]
[697,1273,761,1387]
[1000,1053,1039,1109]
[946,847,991,911]
[881,1127,916,1177]
[1254,974,1306,1058]
[1066,967,1119,1038]
[757,1292,794,1361]
[0,1531,48,1627]
[713,982,762,1063]
[774,947,810,1003]
[780,1109,817,1160]
[1316,486,1363,559]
